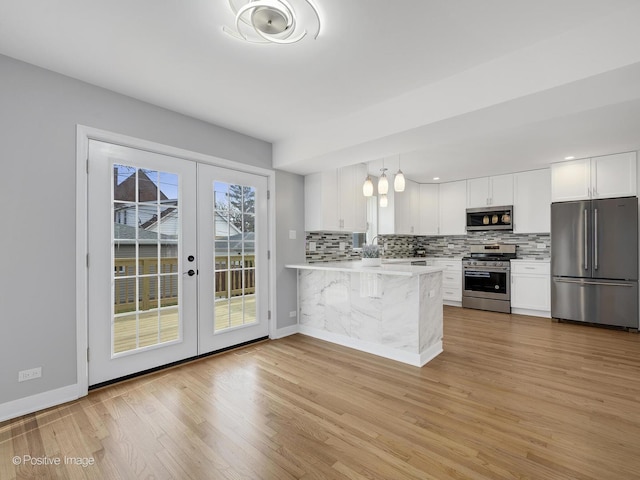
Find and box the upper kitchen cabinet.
[591,152,637,199]
[439,180,467,235]
[466,174,513,208]
[379,178,420,234]
[551,152,637,202]
[304,164,367,232]
[418,183,439,235]
[513,169,551,233]
[338,163,368,231]
[550,158,591,202]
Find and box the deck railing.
[114,256,255,313]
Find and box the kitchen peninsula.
[285,261,444,367]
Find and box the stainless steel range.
[462,244,517,313]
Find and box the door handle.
[594,208,598,270]
[184,269,196,276]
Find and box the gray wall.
[0,54,276,405]
[274,171,306,330]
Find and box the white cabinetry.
[551,152,636,202]
[427,258,462,304]
[379,178,420,234]
[396,179,420,234]
[591,152,637,199]
[550,158,592,202]
[418,183,439,235]
[438,180,467,235]
[513,169,551,233]
[339,164,368,232]
[510,261,550,317]
[305,164,367,232]
[467,174,513,207]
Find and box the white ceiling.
[2,0,640,182]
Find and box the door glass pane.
[242,186,255,214]
[112,164,182,356]
[160,307,180,343]
[213,181,258,332]
[214,182,229,211]
[113,165,136,202]
[139,169,159,203]
[244,295,256,324]
[113,313,137,354]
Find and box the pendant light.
[379,193,388,208]
[362,175,374,197]
[378,168,389,195]
[394,155,405,192]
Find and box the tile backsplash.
[306,231,550,263]
[418,232,550,259]
[305,231,361,263]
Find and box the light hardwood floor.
[2,306,640,479]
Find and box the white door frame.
[75,124,277,397]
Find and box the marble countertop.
[382,257,464,264]
[511,258,550,262]
[285,261,445,277]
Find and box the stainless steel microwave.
[466,205,513,231]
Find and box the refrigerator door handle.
[554,278,634,287]
[594,208,598,270]
[584,209,588,270]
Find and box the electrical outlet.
[448,244,455,249]
[339,242,346,251]
[536,243,546,249]
[289,310,297,318]
[18,367,42,382]
[289,230,297,240]
[308,241,316,252]
[429,289,436,298]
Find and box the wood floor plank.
[3,306,640,479]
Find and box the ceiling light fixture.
[378,168,389,195]
[433,177,440,181]
[394,155,405,192]
[564,156,575,160]
[362,175,374,197]
[222,0,321,45]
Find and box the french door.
[197,164,269,353]
[87,140,269,386]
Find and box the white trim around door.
[76,124,277,399]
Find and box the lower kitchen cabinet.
[510,261,550,317]
[427,258,462,305]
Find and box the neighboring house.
[113,168,254,263]
[113,167,177,230]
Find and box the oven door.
[463,266,510,300]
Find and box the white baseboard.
[511,308,551,318]
[419,341,444,366]
[444,300,462,307]
[298,325,442,367]
[0,384,79,422]
[272,324,299,339]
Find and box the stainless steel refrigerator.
[551,196,638,329]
